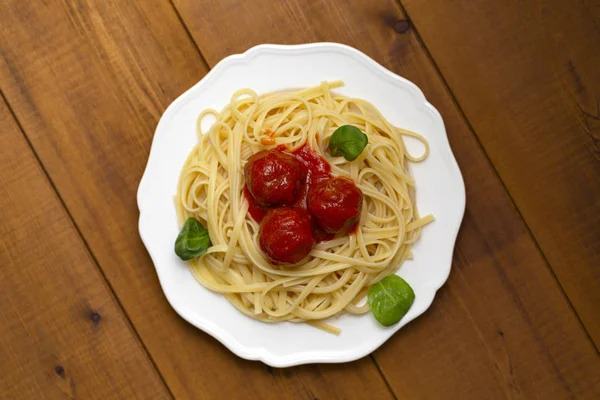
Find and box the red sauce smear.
[244,186,269,221]
[244,144,336,242]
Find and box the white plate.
[138,43,465,367]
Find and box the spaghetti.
[175,81,432,334]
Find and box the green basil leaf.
[328,125,368,161]
[368,275,415,327]
[174,217,211,261]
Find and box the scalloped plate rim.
[137,42,466,367]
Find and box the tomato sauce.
[244,186,269,222]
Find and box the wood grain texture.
[168,0,600,398]
[0,1,394,399]
[398,0,600,345]
[0,98,170,399]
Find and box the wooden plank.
[398,0,600,345]
[0,1,395,399]
[167,0,600,398]
[0,98,170,398]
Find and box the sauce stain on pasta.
[260,137,276,146]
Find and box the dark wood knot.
[393,19,410,34]
[90,311,101,324]
[55,365,65,378]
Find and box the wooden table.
[1,1,599,398]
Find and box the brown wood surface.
[399,0,600,346]
[1,0,599,398]
[0,1,394,399]
[0,98,170,398]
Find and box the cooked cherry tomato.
[308,177,363,234]
[259,207,315,264]
[244,149,302,206]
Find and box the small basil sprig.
[328,125,368,161]
[174,217,211,260]
[368,275,415,326]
